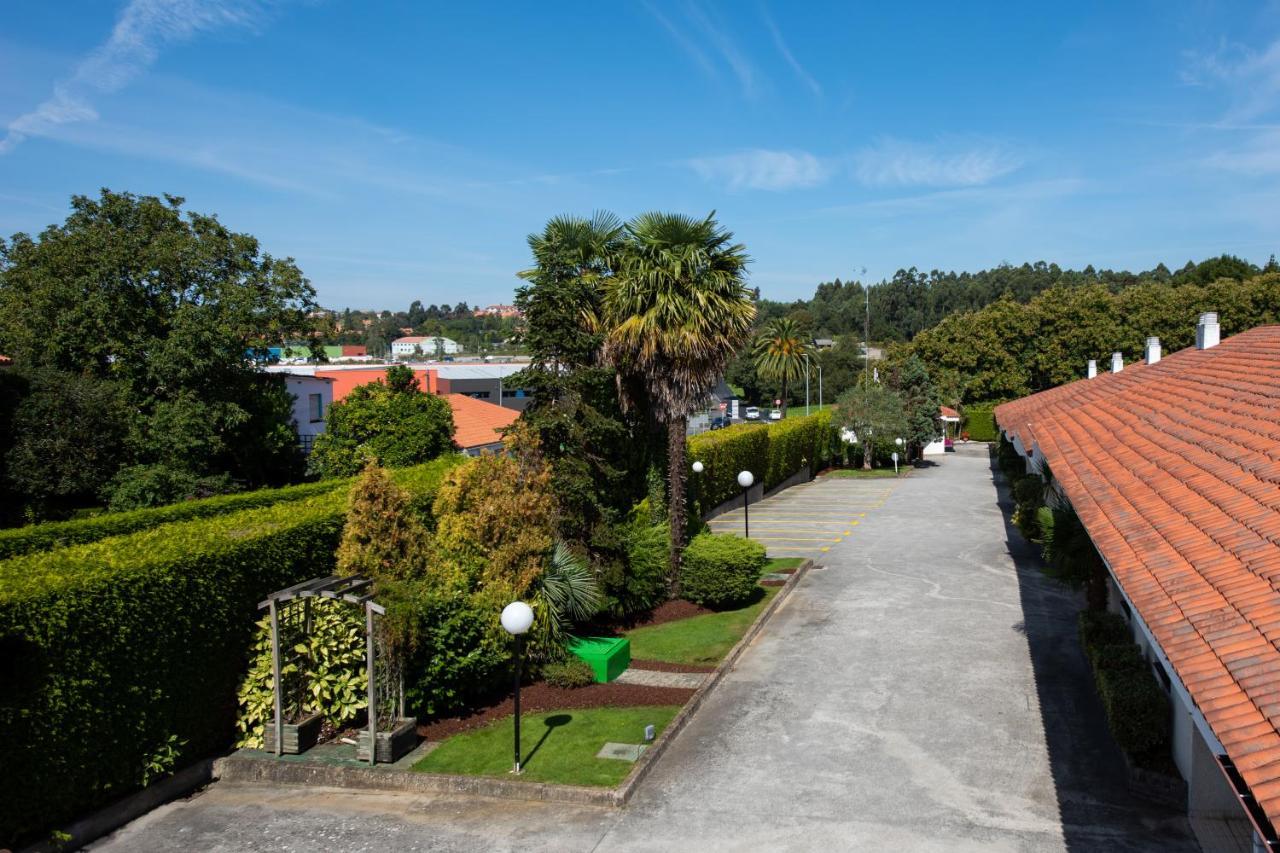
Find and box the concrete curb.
[18,758,215,853]
[613,557,814,804]
[212,558,815,809]
[212,755,617,806]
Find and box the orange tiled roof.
[995,326,1280,825]
[940,405,960,419]
[445,393,519,451]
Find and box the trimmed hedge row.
[0,456,464,847]
[0,477,344,560]
[687,411,839,511]
[1078,610,1171,760]
[963,405,998,442]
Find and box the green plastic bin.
[567,636,631,683]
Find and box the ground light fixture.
[893,438,904,475]
[737,470,754,538]
[692,460,704,474]
[500,600,534,773]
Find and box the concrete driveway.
[93,446,1197,852]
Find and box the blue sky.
[2,1,1279,309]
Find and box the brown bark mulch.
[760,579,786,587]
[416,681,696,741]
[624,599,713,628]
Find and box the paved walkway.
[94,446,1198,852]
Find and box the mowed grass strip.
[821,468,901,479]
[413,706,682,787]
[625,558,797,665]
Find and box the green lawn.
[765,557,805,572]
[625,585,779,666]
[413,706,682,786]
[783,405,829,419]
[822,467,900,479]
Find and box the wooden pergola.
[256,574,395,764]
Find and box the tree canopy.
[0,190,319,519]
[308,366,456,478]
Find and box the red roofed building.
[444,393,519,455]
[996,315,1280,849]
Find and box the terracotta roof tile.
[445,393,520,451]
[995,325,1280,828]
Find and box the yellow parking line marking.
[750,537,842,543]
[820,546,831,552]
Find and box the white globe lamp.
[501,601,534,635]
[737,470,754,488]
[692,460,704,474]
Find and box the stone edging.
[211,558,816,808]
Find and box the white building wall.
[283,375,333,446]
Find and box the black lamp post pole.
[513,633,523,772]
[743,486,750,539]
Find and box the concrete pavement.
[92,446,1197,852]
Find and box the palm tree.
[753,318,810,418]
[517,212,624,372]
[597,212,754,590]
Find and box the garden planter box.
[357,718,418,763]
[263,712,324,755]
[568,636,630,683]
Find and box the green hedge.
[687,411,838,511]
[0,478,344,560]
[1077,610,1171,760]
[963,405,998,442]
[0,455,463,847]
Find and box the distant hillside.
[757,254,1272,344]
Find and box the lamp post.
[804,355,810,416]
[692,460,704,474]
[894,437,904,475]
[501,601,534,773]
[738,470,754,538]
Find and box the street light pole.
[737,470,754,538]
[818,363,823,412]
[500,601,534,773]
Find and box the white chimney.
[1111,352,1124,373]
[1196,312,1220,350]
[1145,336,1161,365]
[1087,359,1097,379]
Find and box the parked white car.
[744,406,761,420]
[769,408,783,421]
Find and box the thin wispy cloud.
[643,2,762,97]
[1204,128,1280,175]
[760,4,820,97]
[688,149,829,191]
[1181,37,1280,122]
[0,0,273,154]
[852,138,1024,188]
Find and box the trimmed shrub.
[601,522,670,619]
[1079,609,1131,652]
[1077,610,1170,759]
[1096,661,1171,756]
[963,405,998,442]
[0,477,341,560]
[680,533,768,608]
[687,410,838,511]
[0,455,463,847]
[542,659,595,689]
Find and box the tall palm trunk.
[667,416,688,596]
[863,434,873,470]
[779,377,788,418]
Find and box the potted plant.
[263,711,325,755]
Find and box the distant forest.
[758,254,1277,344]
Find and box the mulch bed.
[416,681,696,741]
[631,658,715,674]
[624,599,713,628]
[761,579,786,587]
